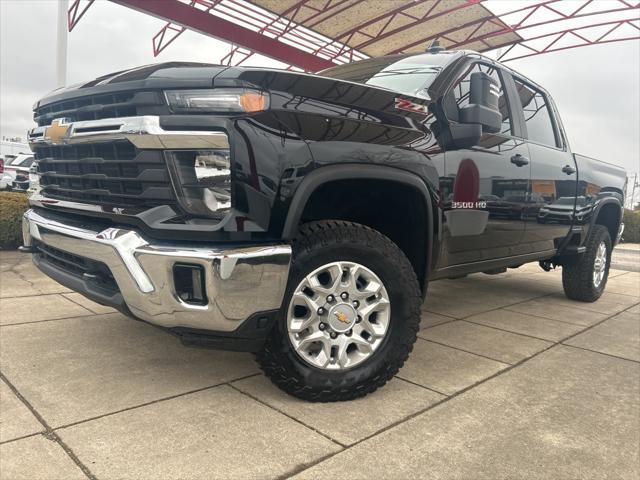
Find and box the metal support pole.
[57,0,69,87]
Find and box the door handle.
[562,164,576,175]
[510,154,529,167]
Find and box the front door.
[439,61,530,266]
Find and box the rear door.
[509,77,578,253]
[440,61,530,266]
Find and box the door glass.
[513,80,559,147]
[449,63,513,136]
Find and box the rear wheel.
[562,224,611,302]
[256,220,422,402]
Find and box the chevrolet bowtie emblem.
[44,119,71,145]
[334,311,349,324]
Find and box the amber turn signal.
[240,91,268,112]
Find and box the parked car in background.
[1,153,34,190]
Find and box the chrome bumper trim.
[28,116,229,150]
[23,209,291,332]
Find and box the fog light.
[173,264,207,305]
[165,149,231,218]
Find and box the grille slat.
[39,170,168,182]
[34,140,176,209]
[34,92,147,126]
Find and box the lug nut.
[352,300,359,308]
[330,332,338,339]
[317,307,325,315]
[340,292,348,300]
[327,294,335,303]
[346,329,352,337]
[319,323,326,331]
[356,315,362,323]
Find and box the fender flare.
[281,164,435,286]
[586,196,623,243]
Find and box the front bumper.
[23,208,291,334]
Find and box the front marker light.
[164,88,269,113]
[166,149,232,218]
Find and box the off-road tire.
[256,220,422,402]
[562,224,611,302]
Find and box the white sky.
[1,0,638,180]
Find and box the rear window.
[513,79,560,148]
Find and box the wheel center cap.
[327,303,357,332]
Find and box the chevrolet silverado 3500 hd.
[22,48,626,401]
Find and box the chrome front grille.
[34,141,176,208]
[28,115,230,214]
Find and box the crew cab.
[22,48,626,401]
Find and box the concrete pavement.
[0,246,638,479]
[612,243,640,272]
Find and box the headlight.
[166,149,231,218]
[164,88,269,113]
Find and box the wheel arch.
[281,164,435,291]
[590,198,623,245]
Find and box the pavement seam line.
[424,287,565,323]
[282,299,640,479]
[0,430,43,446]
[61,293,109,315]
[53,372,262,431]
[499,306,610,327]
[0,312,119,328]
[560,343,640,364]
[417,337,520,365]
[415,289,562,361]
[227,383,348,448]
[0,372,98,480]
[393,375,450,397]
[0,291,73,300]
[460,318,574,343]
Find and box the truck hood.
[36,62,433,122]
[36,62,231,108]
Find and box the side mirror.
[459,72,502,133]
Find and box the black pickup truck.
[23,47,626,401]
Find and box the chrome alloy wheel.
[287,261,391,370]
[593,241,607,288]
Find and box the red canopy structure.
[68,0,640,71]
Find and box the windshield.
[320,53,455,98]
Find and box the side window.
[448,63,513,136]
[513,79,559,148]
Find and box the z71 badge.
[394,98,428,115]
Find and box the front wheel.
[256,220,422,402]
[562,224,612,302]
